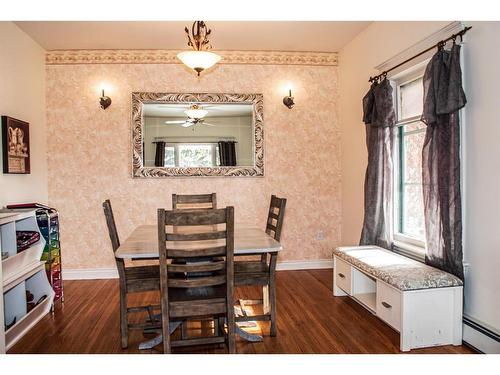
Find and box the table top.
[115,224,282,259]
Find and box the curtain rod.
[152,140,237,144]
[368,26,472,83]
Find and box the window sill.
[392,240,426,263]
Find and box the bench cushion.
[333,246,463,291]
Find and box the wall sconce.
[99,83,112,110]
[283,88,295,109]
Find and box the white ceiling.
[15,21,370,52]
[143,103,253,118]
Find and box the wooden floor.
[9,269,475,354]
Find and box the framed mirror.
[132,93,264,177]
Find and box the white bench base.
[333,255,463,352]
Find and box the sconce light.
[99,83,112,110]
[283,88,295,109]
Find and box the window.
[164,146,175,167]
[164,143,219,167]
[393,73,426,257]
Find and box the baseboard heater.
[462,316,500,353]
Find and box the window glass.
[394,75,426,248]
[399,78,424,120]
[164,146,175,167]
[400,124,426,240]
[178,144,213,167]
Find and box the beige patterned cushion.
[333,246,463,291]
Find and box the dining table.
[115,223,282,349]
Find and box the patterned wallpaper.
[46,61,341,269]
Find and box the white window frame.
[391,65,427,261]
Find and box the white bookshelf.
[0,209,55,353]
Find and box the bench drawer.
[376,282,401,331]
[335,258,352,294]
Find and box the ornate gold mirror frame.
[131,92,264,178]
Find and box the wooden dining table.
[115,224,282,259]
[115,223,282,349]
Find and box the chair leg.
[181,320,188,340]
[119,287,128,349]
[227,319,236,354]
[226,305,236,353]
[218,316,225,336]
[162,319,171,354]
[262,286,270,314]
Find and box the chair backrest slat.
[167,245,227,258]
[168,275,227,288]
[265,195,287,242]
[168,260,226,273]
[165,209,226,226]
[166,230,226,242]
[172,193,217,210]
[158,206,234,292]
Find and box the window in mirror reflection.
[143,103,254,168]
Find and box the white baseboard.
[62,259,333,280]
[63,268,118,280]
[276,259,333,271]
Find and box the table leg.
[234,325,263,342]
[138,321,181,350]
[269,253,278,337]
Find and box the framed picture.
[2,116,31,174]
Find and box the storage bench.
[332,246,463,351]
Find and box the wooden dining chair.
[158,207,236,354]
[102,200,161,349]
[172,193,217,210]
[172,193,217,336]
[234,195,287,337]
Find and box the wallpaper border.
[45,50,338,66]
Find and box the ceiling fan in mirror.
[165,104,216,128]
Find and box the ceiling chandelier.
[177,21,221,76]
[165,104,215,128]
[184,104,208,119]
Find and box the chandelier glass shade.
[177,51,221,75]
[184,104,208,119]
[177,21,221,76]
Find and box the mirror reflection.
[143,103,254,168]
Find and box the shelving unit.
[351,268,376,312]
[37,209,64,304]
[0,209,55,353]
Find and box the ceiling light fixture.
[177,21,221,76]
[184,104,208,119]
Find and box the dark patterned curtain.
[154,141,166,167]
[218,141,236,166]
[421,43,466,280]
[360,79,396,248]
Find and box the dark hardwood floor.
[9,269,475,354]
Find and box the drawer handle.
[381,301,392,309]
[338,273,345,279]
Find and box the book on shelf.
[6,202,52,210]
